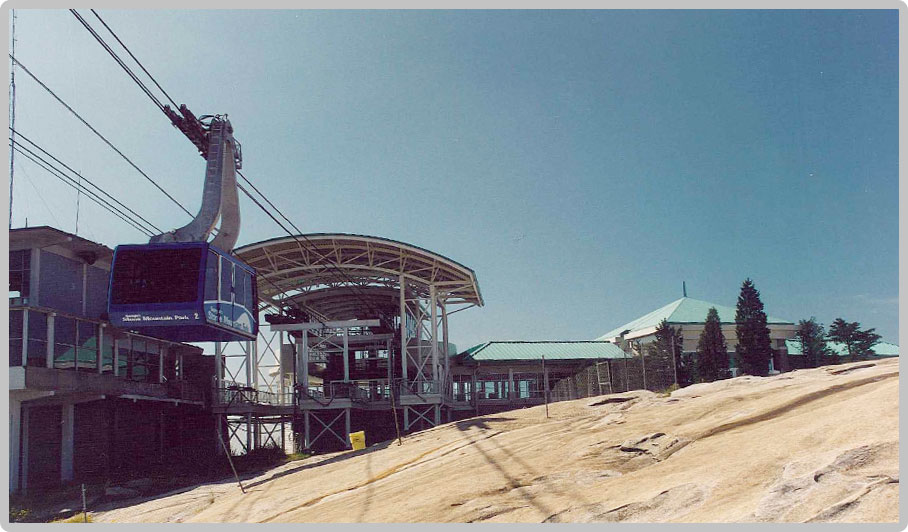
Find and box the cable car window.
[243,269,254,311]
[205,250,219,301]
[111,247,203,305]
[220,259,234,303]
[234,267,246,311]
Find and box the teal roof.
[460,341,629,362]
[785,339,899,357]
[597,297,793,340]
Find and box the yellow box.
[349,430,366,451]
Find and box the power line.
[11,128,162,234]
[89,9,181,111]
[10,142,154,237]
[8,54,194,218]
[69,9,165,112]
[70,10,392,329]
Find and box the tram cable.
[9,54,194,218]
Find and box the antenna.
[682,281,687,298]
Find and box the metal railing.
[215,383,294,407]
[297,378,441,404]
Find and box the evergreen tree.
[828,318,882,361]
[646,319,689,387]
[734,278,773,376]
[696,307,728,381]
[795,317,830,368]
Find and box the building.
[785,339,899,369]
[451,341,630,414]
[595,296,799,375]
[9,227,217,494]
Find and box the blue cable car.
[107,242,258,342]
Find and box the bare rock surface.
[94,358,899,523]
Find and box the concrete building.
[9,226,217,494]
[596,296,799,375]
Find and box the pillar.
[344,408,351,449]
[300,331,309,397]
[399,275,408,384]
[303,410,310,450]
[441,303,449,397]
[20,406,29,493]
[10,399,21,492]
[430,285,439,387]
[61,403,74,482]
[508,368,515,401]
[342,327,349,382]
[46,313,55,369]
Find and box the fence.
[549,353,680,401]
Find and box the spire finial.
[682,281,687,298]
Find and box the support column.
[441,302,449,398]
[113,338,120,377]
[342,327,349,382]
[399,275,408,385]
[300,331,309,397]
[434,404,440,426]
[61,403,74,483]
[21,309,28,367]
[246,413,253,452]
[215,415,223,454]
[245,341,253,391]
[21,406,29,493]
[10,399,21,492]
[214,342,223,406]
[430,285,439,388]
[303,410,310,450]
[508,368,515,401]
[344,408,351,449]
[97,325,105,375]
[46,314,55,369]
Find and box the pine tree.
[696,307,728,381]
[795,317,830,368]
[828,318,882,362]
[734,278,773,376]
[647,319,689,387]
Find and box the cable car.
[107,242,258,342]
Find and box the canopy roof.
[597,297,794,340]
[235,233,483,319]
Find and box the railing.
[214,383,294,407]
[297,378,441,404]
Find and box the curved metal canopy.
[234,233,483,320]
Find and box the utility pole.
[8,9,16,229]
[542,355,549,418]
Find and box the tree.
[828,318,882,362]
[734,278,773,376]
[795,317,830,368]
[646,319,691,387]
[696,307,728,381]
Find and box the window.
[76,321,98,373]
[220,260,234,324]
[54,316,77,370]
[26,311,48,367]
[109,247,203,305]
[131,339,148,382]
[117,337,130,377]
[9,250,30,300]
[204,250,219,301]
[9,309,23,366]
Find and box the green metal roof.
[596,297,794,340]
[459,341,629,362]
[785,339,899,357]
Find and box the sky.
[7,9,899,349]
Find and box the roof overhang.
[235,233,483,319]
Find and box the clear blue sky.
[8,10,899,348]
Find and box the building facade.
[9,227,217,494]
